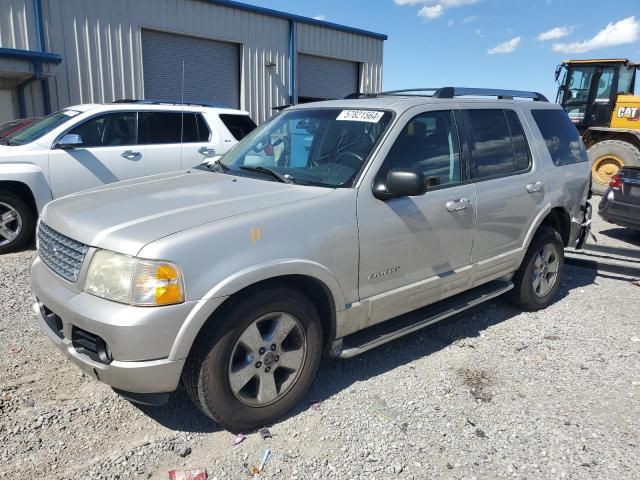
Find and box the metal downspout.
[289,20,297,105]
[33,0,52,114]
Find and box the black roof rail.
[357,87,549,102]
[112,98,229,108]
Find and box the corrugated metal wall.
[1,0,384,122]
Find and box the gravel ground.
[1,214,639,480]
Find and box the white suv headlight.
[84,250,184,306]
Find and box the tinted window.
[380,110,461,187]
[196,114,211,142]
[139,112,182,144]
[220,114,257,140]
[69,112,137,147]
[505,110,531,171]
[468,110,515,179]
[531,109,588,166]
[140,112,211,144]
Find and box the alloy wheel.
[228,312,307,407]
[532,243,560,297]
[0,202,22,248]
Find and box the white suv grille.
[37,222,89,283]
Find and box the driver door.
[357,108,476,326]
[49,112,145,198]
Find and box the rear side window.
[182,114,211,143]
[139,112,182,144]
[467,109,531,179]
[220,114,257,141]
[139,112,210,144]
[531,109,588,166]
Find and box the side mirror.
[373,168,428,200]
[56,134,83,149]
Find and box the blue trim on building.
[202,0,388,40]
[0,47,62,64]
[33,0,52,114]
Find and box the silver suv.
[31,88,592,432]
[0,100,256,253]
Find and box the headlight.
[84,250,184,306]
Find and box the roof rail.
[354,87,549,102]
[112,98,229,108]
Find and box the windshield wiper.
[239,166,292,184]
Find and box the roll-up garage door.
[142,30,240,109]
[298,54,359,102]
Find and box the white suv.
[0,101,256,253]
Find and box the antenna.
[180,60,185,166]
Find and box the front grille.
[37,222,88,283]
[72,327,111,364]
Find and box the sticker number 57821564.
[337,110,385,123]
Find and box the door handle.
[526,181,544,193]
[121,150,141,160]
[445,198,471,212]
[198,147,216,156]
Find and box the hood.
[43,170,330,256]
[0,144,13,154]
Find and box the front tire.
[183,286,323,432]
[509,226,564,311]
[0,191,35,254]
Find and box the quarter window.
[531,109,588,166]
[467,109,531,179]
[219,114,257,141]
[68,112,137,147]
[379,110,462,187]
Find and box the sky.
[244,0,640,101]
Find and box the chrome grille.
[37,222,89,283]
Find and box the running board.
[331,280,514,359]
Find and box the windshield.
[3,109,81,146]
[219,108,393,187]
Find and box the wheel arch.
[169,261,345,361]
[524,205,572,250]
[583,128,640,151]
[0,180,38,218]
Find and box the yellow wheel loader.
[556,59,639,194]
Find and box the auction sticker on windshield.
[337,110,385,123]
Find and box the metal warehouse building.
[0,0,386,124]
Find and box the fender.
[0,163,52,212]
[168,258,347,361]
[521,202,554,251]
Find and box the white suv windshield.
[220,108,393,187]
[4,109,80,146]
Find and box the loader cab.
[556,59,637,133]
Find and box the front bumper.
[31,256,195,394]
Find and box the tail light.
[609,174,622,190]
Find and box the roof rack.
[350,87,549,102]
[112,98,229,108]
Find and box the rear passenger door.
[139,111,184,175]
[179,112,219,167]
[461,107,547,279]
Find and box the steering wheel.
[332,151,363,171]
[252,138,284,153]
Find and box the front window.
[3,109,80,146]
[219,108,393,187]
[563,66,595,123]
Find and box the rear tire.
[509,226,564,311]
[588,140,640,195]
[0,191,35,254]
[183,286,323,432]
